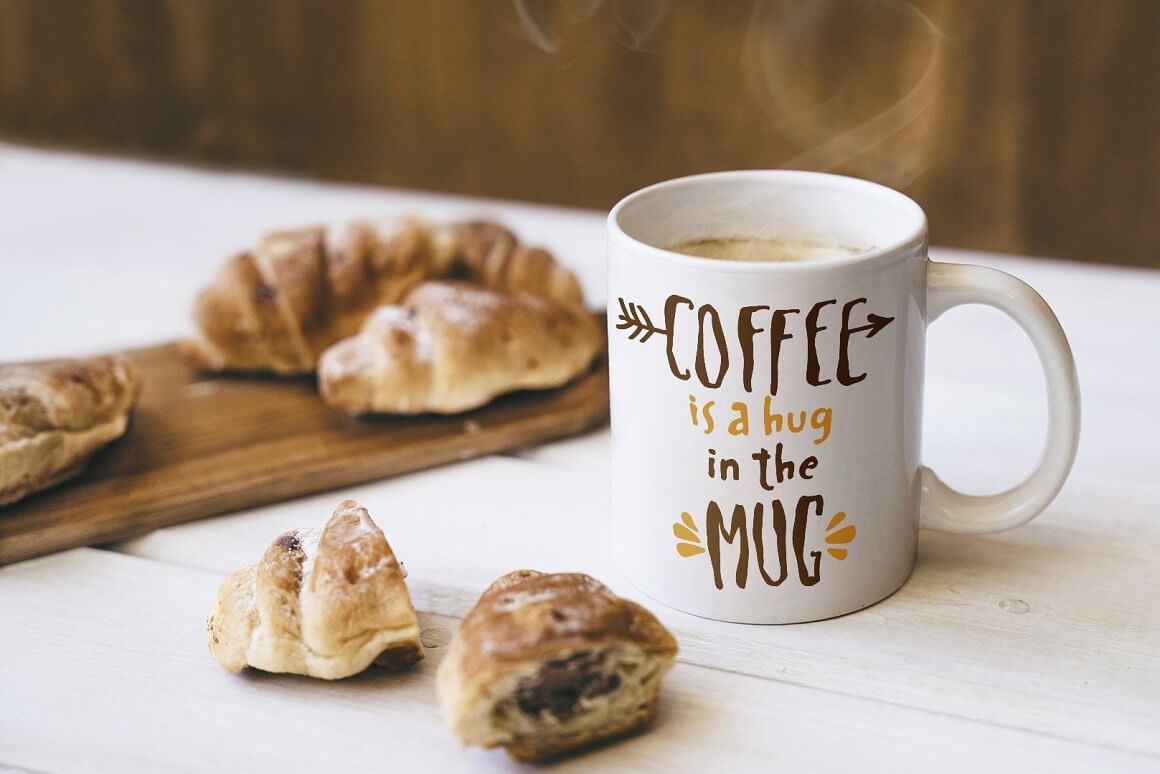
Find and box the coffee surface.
[666,236,862,263]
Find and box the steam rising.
[514,0,668,53]
[744,0,943,186]
[514,0,944,188]
[613,0,668,50]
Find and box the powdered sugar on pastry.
[318,281,600,416]
[0,354,141,506]
[184,218,582,375]
[206,499,423,680]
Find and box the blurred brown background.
[0,0,1157,266]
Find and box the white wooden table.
[1,144,1157,773]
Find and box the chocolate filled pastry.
[436,570,678,761]
[0,354,140,507]
[206,499,422,679]
[318,281,602,415]
[183,219,584,375]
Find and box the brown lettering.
[664,295,694,381]
[707,500,749,590]
[695,304,729,388]
[838,298,868,386]
[753,500,789,587]
[806,299,835,386]
[768,308,799,396]
[793,495,824,586]
[737,305,769,393]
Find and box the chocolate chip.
[515,651,621,721]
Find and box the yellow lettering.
[811,407,832,444]
[728,402,750,436]
[763,395,783,434]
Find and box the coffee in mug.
[666,236,861,263]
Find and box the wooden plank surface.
[1,548,1152,774]
[0,341,608,565]
[114,451,1160,757]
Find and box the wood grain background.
[0,0,1157,267]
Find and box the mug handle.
[920,261,1081,533]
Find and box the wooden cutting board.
[0,338,609,565]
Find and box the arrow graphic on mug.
[615,298,668,342]
[845,312,894,339]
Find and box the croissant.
[436,570,678,762]
[206,499,423,679]
[184,219,584,375]
[0,354,140,506]
[449,221,583,305]
[183,220,453,375]
[318,281,601,415]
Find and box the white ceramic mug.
[606,170,1080,624]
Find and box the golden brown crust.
[185,221,447,375]
[184,219,583,375]
[436,570,677,761]
[450,221,583,305]
[0,354,140,506]
[318,281,601,415]
[456,571,678,671]
[206,499,424,679]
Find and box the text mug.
[607,171,1080,624]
